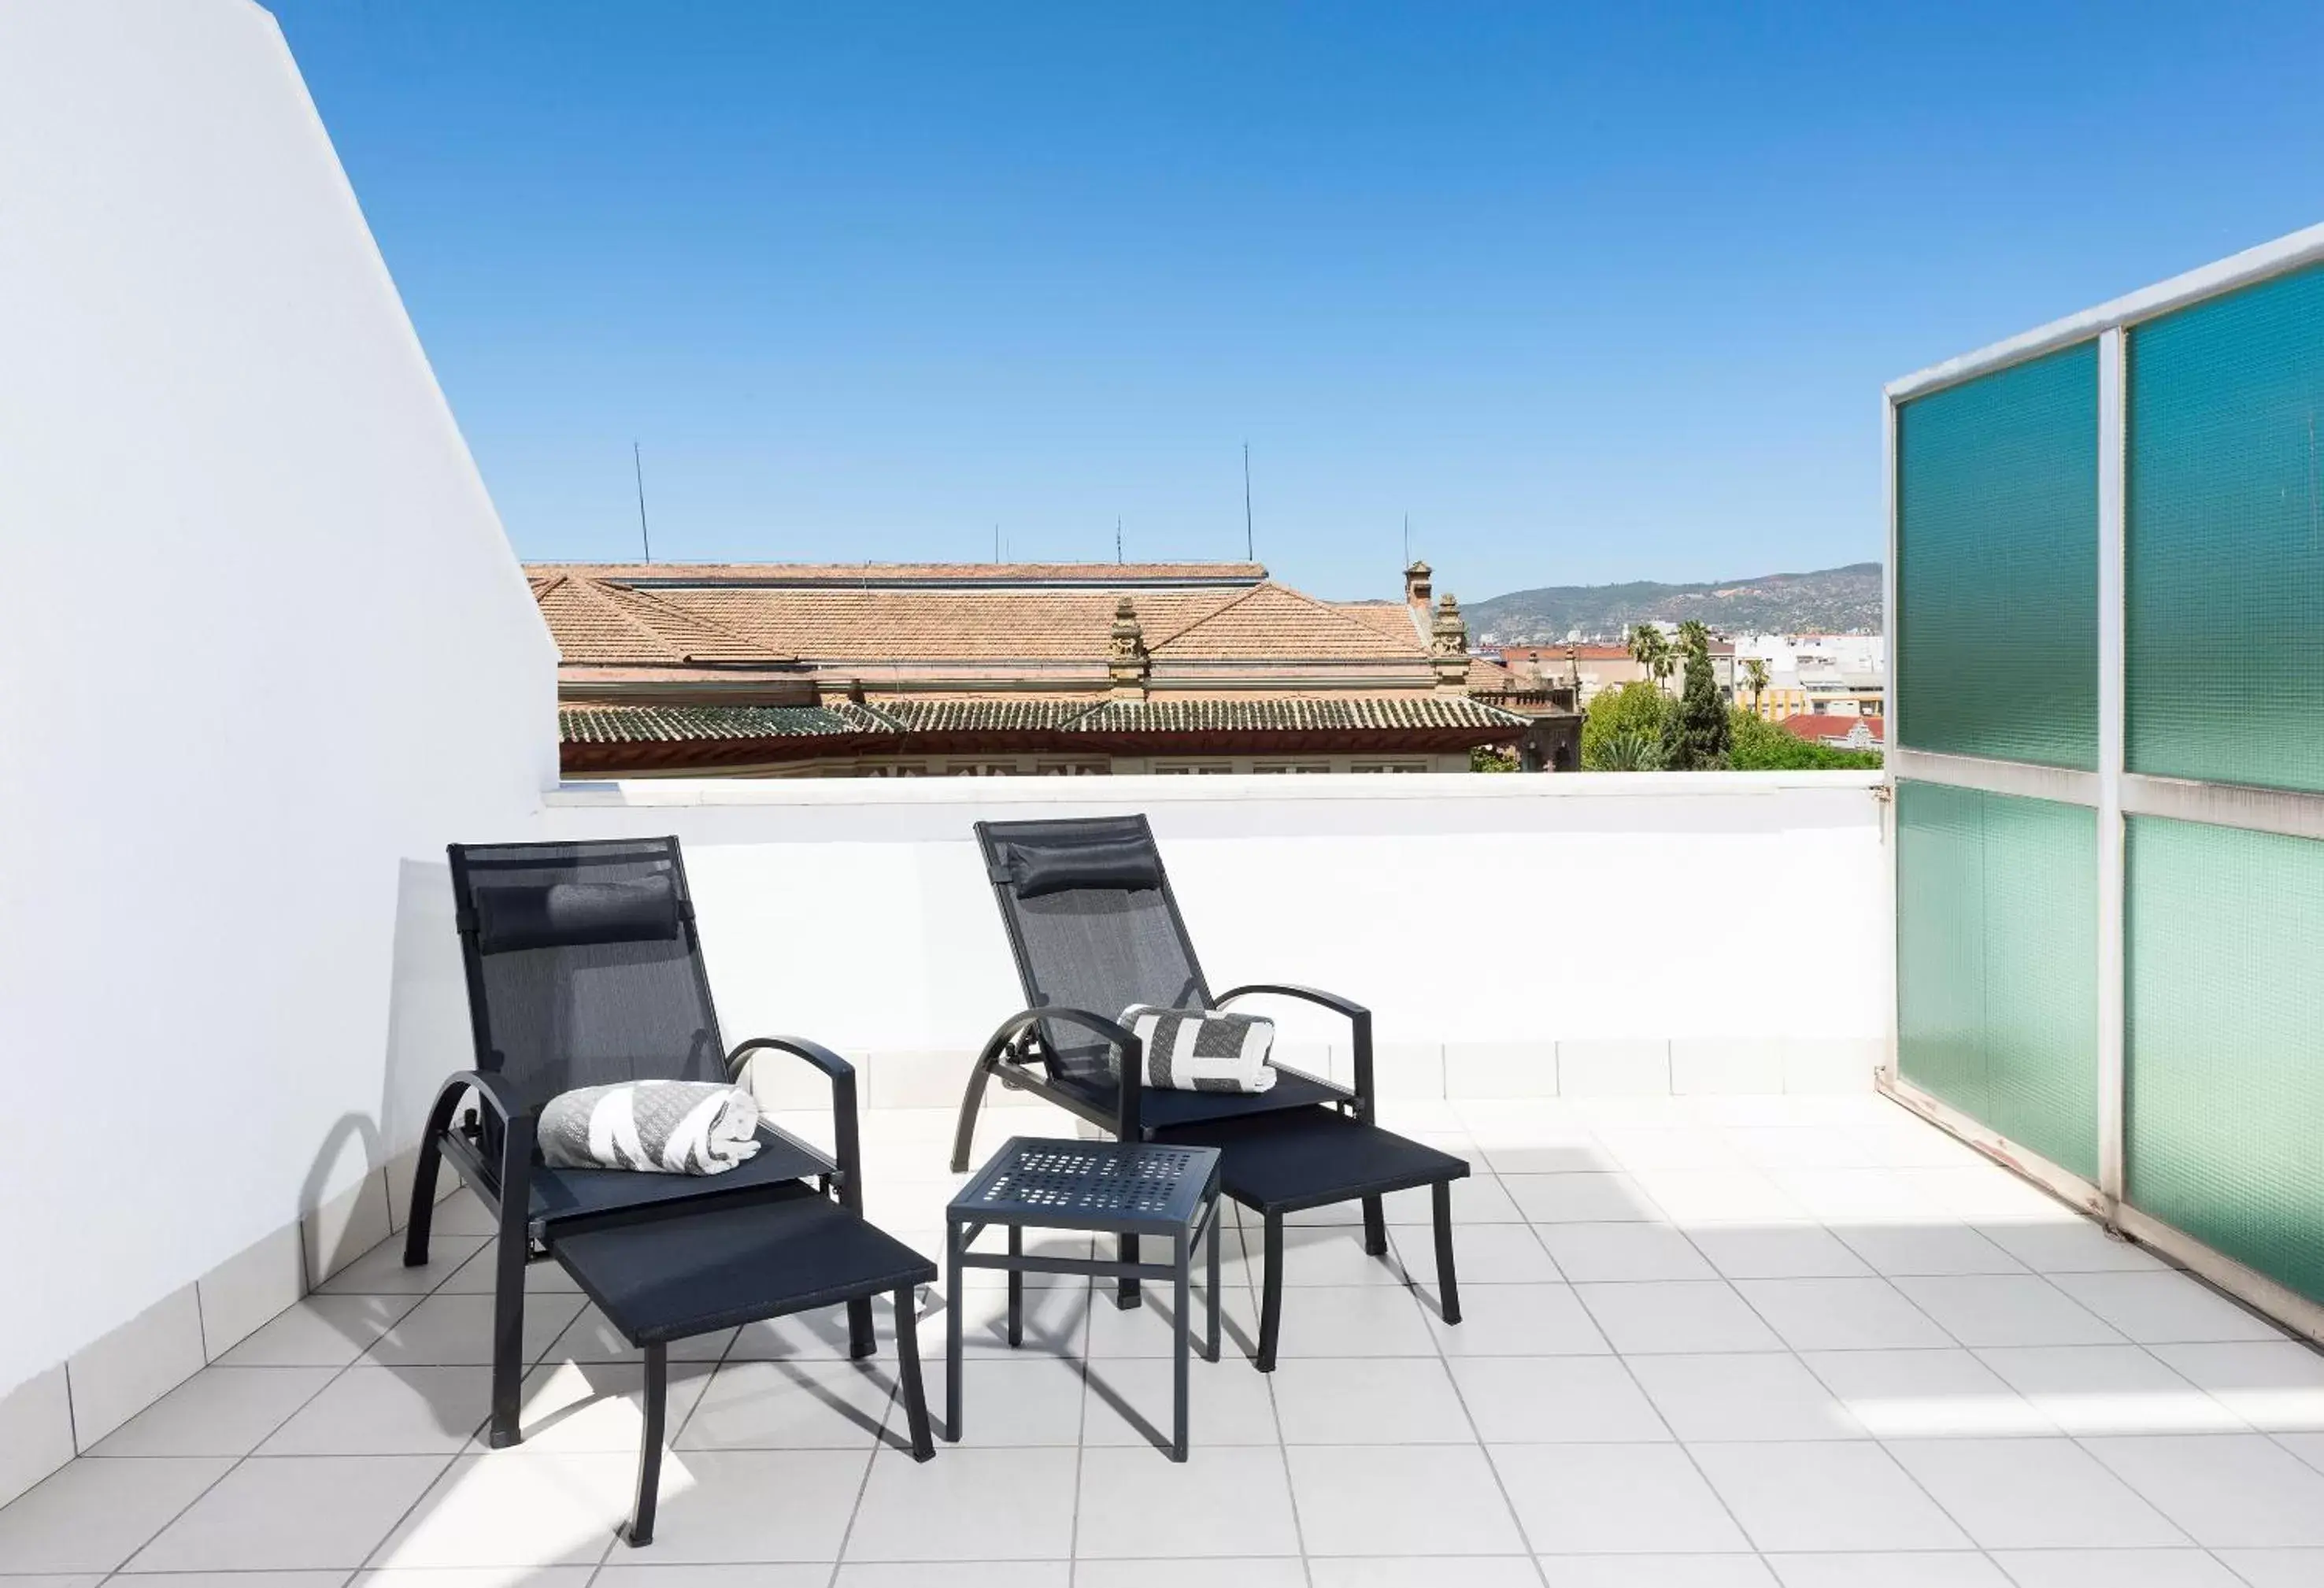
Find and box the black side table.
[946,1136,1223,1460]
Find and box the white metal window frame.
[1883,221,2324,1346]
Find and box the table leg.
[1007,1223,1023,1348]
[893,1287,934,1460]
[944,1220,963,1442]
[622,1342,666,1547]
[1205,1202,1222,1363]
[1171,1227,1190,1461]
[1116,1231,1141,1309]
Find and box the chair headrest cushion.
[1005,838,1164,899]
[473,874,682,953]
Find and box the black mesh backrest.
[447,837,726,1113]
[976,815,1210,1085]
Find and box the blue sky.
[269,2,2324,603]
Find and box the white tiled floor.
[7,1092,2324,1586]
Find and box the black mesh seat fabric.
[527,1133,829,1227]
[978,814,1334,1127]
[1044,1062,1349,1131]
[552,1196,937,1346]
[452,838,728,1116]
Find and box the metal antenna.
[994,524,1000,564]
[1242,442,1254,561]
[1116,516,1123,564]
[633,442,651,562]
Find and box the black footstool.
[1158,1108,1467,1370]
[552,1193,938,1546]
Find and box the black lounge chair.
[951,814,1467,1368]
[405,836,922,1450]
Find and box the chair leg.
[1433,1179,1462,1327]
[1256,1212,1283,1372]
[1361,1194,1387,1258]
[846,1297,876,1360]
[621,1342,666,1547]
[949,1050,1000,1174]
[486,1227,528,1448]
[893,1287,934,1461]
[402,1131,444,1268]
[1116,1232,1142,1309]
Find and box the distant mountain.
[1467,562,1882,643]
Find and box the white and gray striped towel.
[1119,1005,1278,1094]
[538,1080,763,1175]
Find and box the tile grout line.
[1431,1159,1556,1588]
[76,1223,487,1583]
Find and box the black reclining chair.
[951,814,1467,1368]
[405,836,897,1449]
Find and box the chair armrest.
[1214,983,1375,1121]
[727,1036,862,1212]
[975,1005,1146,1142]
[421,1070,535,1231]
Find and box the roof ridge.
[595,579,797,663]
[1139,583,1264,650]
[1153,581,1427,657]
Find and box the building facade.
[535,558,1580,776]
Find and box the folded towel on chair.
[538,1080,764,1175]
[1120,1005,1278,1094]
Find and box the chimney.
[1430,592,1470,694]
[1108,595,1149,700]
[1403,559,1433,616]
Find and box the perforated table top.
[950,1137,1220,1235]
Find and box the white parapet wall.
[520,771,1890,1116]
[0,0,558,1475]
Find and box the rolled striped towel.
[1120,1005,1278,1094]
[537,1080,764,1175]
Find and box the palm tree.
[1627,623,1672,694]
[1741,657,1771,716]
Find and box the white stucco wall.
[0,1,558,1397]
[524,772,1889,1118]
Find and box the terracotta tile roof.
[876,698,1091,732]
[1147,583,1427,660]
[529,567,1445,671]
[1466,657,1523,693]
[647,583,1246,663]
[1782,713,1885,744]
[1067,697,1527,733]
[533,561,1264,587]
[559,702,887,744]
[532,573,794,666]
[557,694,1528,748]
[1334,602,1428,647]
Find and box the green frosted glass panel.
[2127,263,2324,791]
[2126,816,2324,1305]
[1896,343,2099,768]
[1896,780,2097,1178]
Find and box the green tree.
[1626,623,1673,693]
[1660,620,1732,770]
[1469,745,1519,772]
[1726,708,1882,770]
[1582,680,1671,770]
[1741,657,1771,715]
